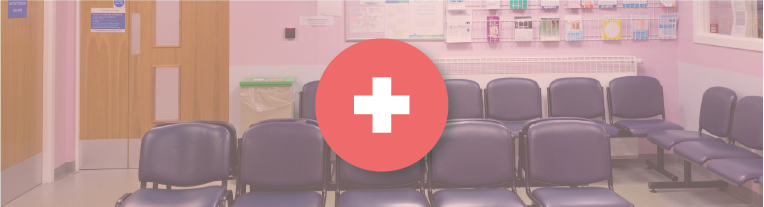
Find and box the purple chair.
[485,78,543,137]
[547,77,619,138]
[523,119,633,207]
[652,96,763,192]
[428,120,525,207]
[300,80,320,120]
[116,123,233,207]
[445,79,483,119]
[645,87,736,181]
[232,121,328,207]
[155,120,238,177]
[335,158,428,207]
[607,76,684,179]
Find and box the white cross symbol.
[354,77,410,133]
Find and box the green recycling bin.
[239,77,296,137]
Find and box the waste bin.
[239,77,296,137]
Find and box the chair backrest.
[139,123,231,187]
[431,120,514,188]
[300,80,320,120]
[445,79,483,119]
[698,87,738,137]
[525,119,611,186]
[485,78,542,121]
[608,76,665,119]
[154,120,238,175]
[239,122,326,189]
[249,118,319,128]
[338,157,422,188]
[548,77,605,119]
[730,96,763,150]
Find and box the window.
[694,0,763,51]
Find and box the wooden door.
[1,0,44,204]
[127,1,229,139]
[80,0,229,169]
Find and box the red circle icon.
[316,39,448,172]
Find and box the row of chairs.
[301,77,763,192]
[116,118,635,207]
[643,86,762,192]
[302,76,683,139]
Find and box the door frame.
[42,0,57,183]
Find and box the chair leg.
[645,146,679,181]
[648,160,728,192]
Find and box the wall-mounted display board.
[444,0,678,43]
[345,0,445,41]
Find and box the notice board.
[345,0,445,41]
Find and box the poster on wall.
[91,8,126,33]
[408,0,444,38]
[8,0,27,19]
[349,7,384,33]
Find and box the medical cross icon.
[354,77,410,133]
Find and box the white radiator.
[434,55,641,159]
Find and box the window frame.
[693,0,762,51]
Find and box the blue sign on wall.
[91,8,126,33]
[8,0,27,19]
[114,0,124,8]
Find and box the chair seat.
[592,120,619,138]
[707,158,763,187]
[502,122,525,137]
[647,130,724,150]
[122,186,225,207]
[673,142,762,165]
[433,188,525,207]
[531,187,632,207]
[339,188,428,207]
[231,191,321,207]
[613,119,684,137]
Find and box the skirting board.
[79,139,128,169]
[54,161,75,181]
[1,153,42,205]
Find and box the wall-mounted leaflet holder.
[132,13,141,55]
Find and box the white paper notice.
[349,7,384,33]
[731,0,748,37]
[487,0,501,9]
[446,10,472,42]
[385,2,409,38]
[409,0,445,38]
[317,1,342,16]
[448,0,466,10]
[300,16,334,26]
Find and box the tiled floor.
[4,161,759,207]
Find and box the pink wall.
[230,1,682,154]
[676,1,763,78]
[54,1,76,168]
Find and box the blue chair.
[232,121,328,207]
[645,87,736,181]
[485,78,542,137]
[154,121,238,178]
[522,118,633,207]
[445,79,483,119]
[300,81,320,120]
[116,123,233,207]
[547,77,619,138]
[651,96,763,192]
[607,76,684,180]
[335,158,428,207]
[428,120,525,207]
